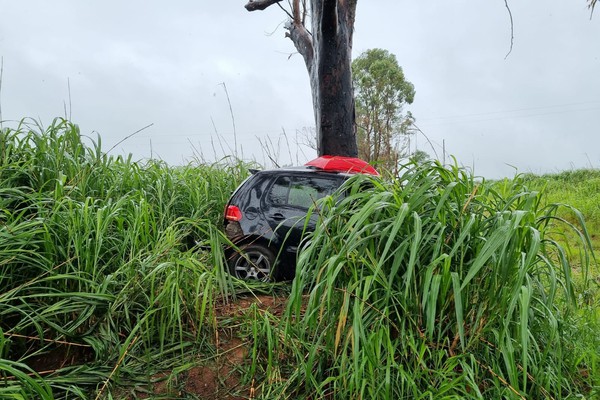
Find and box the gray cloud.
[1,1,598,177]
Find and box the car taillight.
[225,205,243,221]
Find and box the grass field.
[0,119,598,399]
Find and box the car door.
[262,174,342,255]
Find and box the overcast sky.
[1,1,598,178]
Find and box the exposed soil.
[18,294,289,399]
[18,341,94,375]
[133,294,288,399]
[215,293,289,318]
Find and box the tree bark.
[244,0,283,11]
[310,0,357,157]
[244,0,359,157]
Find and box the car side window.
[288,180,320,208]
[266,176,291,206]
[267,175,341,210]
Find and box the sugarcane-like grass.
[1,119,598,399]
[1,119,249,398]
[260,163,598,399]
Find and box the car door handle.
[270,213,285,221]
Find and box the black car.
[223,156,379,281]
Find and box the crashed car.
[223,156,379,281]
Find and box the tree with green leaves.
[352,48,415,171]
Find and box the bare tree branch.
[503,0,514,59]
[245,0,284,11]
[285,19,314,70]
[276,2,294,20]
[301,0,307,25]
[589,0,597,19]
[292,0,300,22]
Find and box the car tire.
[227,243,276,282]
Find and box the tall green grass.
[1,118,597,399]
[521,169,600,267]
[246,162,599,399]
[0,119,248,398]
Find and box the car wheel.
[228,244,276,282]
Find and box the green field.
[1,120,598,399]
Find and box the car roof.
[251,166,355,178]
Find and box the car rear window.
[266,175,341,209]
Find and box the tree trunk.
[245,0,358,157]
[310,0,357,157]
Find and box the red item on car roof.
[305,156,379,176]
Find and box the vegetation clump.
[0,119,597,399]
[0,119,248,398]
[256,164,599,399]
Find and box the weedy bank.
[0,119,252,398]
[522,169,600,263]
[254,165,599,398]
[0,119,598,399]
